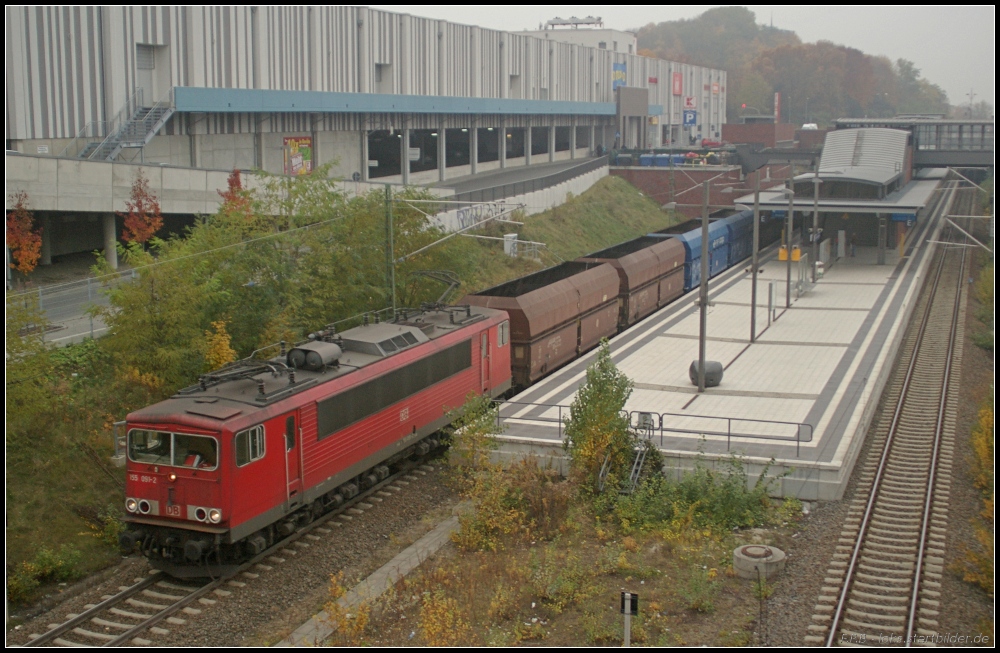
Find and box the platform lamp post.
[737,175,761,342]
[664,182,736,393]
[811,172,822,283]
[783,184,795,308]
[697,180,710,392]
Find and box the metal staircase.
[78,89,175,162]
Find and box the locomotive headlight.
[125,498,138,513]
[169,473,177,482]
[208,508,222,524]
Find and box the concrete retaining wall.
[428,165,608,232]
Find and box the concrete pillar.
[525,121,532,166]
[401,127,411,186]
[590,124,596,154]
[437,121,447,182]
[548,121,556,163]
[877,215,886,265]
[102,213,118,270]
[570,118,577,159]
[40,215,52,266]
[470,119,479,176]
[361,131,370,181]
[499,121,507,169]
[311,122,320,171]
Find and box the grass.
[519,176,682,261]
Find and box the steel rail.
[22,573,164,646]
[823,184,958,647]
[904,220,968,646]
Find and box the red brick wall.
[611,167,742,218]
[722,123,797,147]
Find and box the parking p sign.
[683,110,697,127]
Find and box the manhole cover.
[740,545,773,559]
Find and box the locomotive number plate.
[130,474,158,484]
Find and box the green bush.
[7,544,84,604]
[612,454,783,533]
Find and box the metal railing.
[496,401,570,440]
[57,121,111,158]
[624,409,813,457]
[495,400,813,457]
[87,88,145,160]
[451,156,608,204]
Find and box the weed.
[323,572,372,646]
[774,497,803,524]
[419,590,473,646]
[582,609,621,644]
[752,576,774,600]
[681,566,718,613]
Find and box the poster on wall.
[284,136,313,176]
[672,72,683,95]
[612,63,627,90]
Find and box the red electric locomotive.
[119,304,511,577]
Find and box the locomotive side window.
[285,416,296,451]
[235,425,265,467]
[128,429,170,464]
[498,321,509,347]
[127,429,218,470]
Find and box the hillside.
[518,175,681,261]
[635,7,949,125]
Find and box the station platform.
[493,210,947,500]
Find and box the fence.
[450,156,608,204]
[6,270,135,344]
[496,400,813,457]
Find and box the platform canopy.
[736,175,944,215]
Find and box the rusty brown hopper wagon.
[461,262,619,388]
[576,236,686,329]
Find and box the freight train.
[119,208,774,576]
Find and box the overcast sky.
[371,5,995,108]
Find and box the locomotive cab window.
[127,429,218,470]
[235,425,265,466]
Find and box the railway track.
[806,185,971,647]
[23,462,440,647]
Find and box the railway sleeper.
[90,617,133,630]
[840,617,904,633]
[845,608,905,623]
[73,627,117,641]
[847,598,907,613]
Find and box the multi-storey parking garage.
[5,6,727,184]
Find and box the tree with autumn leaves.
[7,190,43,276]
[119,168,164,245]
